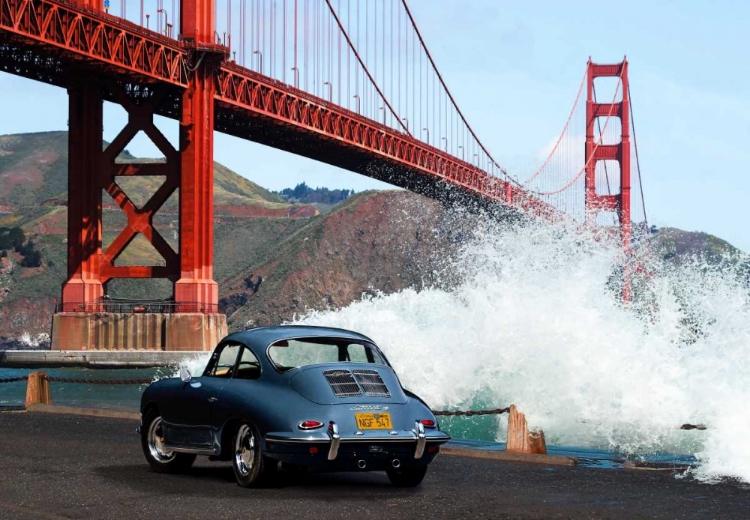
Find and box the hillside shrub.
[0,227,25,250]
[22,249,42,268]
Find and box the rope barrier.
[46,377,153,385]
[0,375,709,430]
[0,376,29,384]
[434,407,510,417]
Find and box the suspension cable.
[400,0,511,180]
[529,73,623,196]
[324,0,410,135]
[521,69,586,186]
[629,88,648,226]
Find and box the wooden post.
[529,430,547,455]
[506,405,529,452]
[25,372,52,408]
[506,404,547,455]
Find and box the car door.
[165,342,242,448]
[211,345,262,434]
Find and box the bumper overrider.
[265,421,450,467]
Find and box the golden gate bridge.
[0,0,647,351]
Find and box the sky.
[0,0,748,251]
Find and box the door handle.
[208,397,219,403]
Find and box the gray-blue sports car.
[139,325,451,487]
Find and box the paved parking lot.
[0,411,748,519]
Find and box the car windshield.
[268,337,387,372]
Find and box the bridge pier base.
[51,313,226,351]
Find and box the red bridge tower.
[52,0,227,351]
[585,59,632,301]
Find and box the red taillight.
[420,419,436,428]
[298,420,324,430]
[428,445,439,454]
[309,446,319,454]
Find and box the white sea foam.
[296,217,750,484]
[18,332,50,348]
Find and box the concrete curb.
[0,350,207,368]
[26,404,140,421]
[441,447,577,467]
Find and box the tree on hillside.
[274,182,355,204]
[0,227,25,251]
[21,249,42,268]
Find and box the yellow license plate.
[355,412,392,430]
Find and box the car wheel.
[386,466,428,487]
[232,422,271,487]
[141,410,196,474]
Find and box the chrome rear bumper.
[266,420,449,461]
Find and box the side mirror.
[180,368,192,383]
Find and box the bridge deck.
[0,0,557,220]
[0,411,746,519]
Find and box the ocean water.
[294,217,750,484]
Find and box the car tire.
[386,466,428,487]
[232,422,272,487]
[141,410,196,474]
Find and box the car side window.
[206,343,241,378]
[235,347,261,380]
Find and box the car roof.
[223,325,375,349]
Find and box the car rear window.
[268,337,386,372]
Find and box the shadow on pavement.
[94,462,412,498]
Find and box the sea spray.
[296,217,750,483]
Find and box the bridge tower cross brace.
[585,59,631,301]
[53,0,226,351]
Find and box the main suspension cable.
[400,0,511,180]
[324,0,410,135]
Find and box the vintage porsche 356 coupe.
[139,325,450,487]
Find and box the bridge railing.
[55,300,220,314]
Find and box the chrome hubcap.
[147,417,175,463]
[234,425,256,477]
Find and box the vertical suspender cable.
[629,88,648,225]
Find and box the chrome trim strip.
[414,421,426,460]
[162,444,216,456]
[266,434,329,443]
[328,422,340,461]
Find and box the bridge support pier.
[51,73,226,351]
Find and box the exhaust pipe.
[391,459,401,469]
[357,460,367,469]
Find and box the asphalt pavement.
[0,411,748,520]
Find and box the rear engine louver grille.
[324,370,362,397]
[353,370,391,397]
[323,369,391,398]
